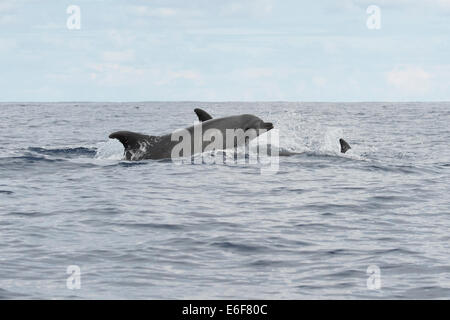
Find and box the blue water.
[0,102,449,299]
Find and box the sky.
[0,0,449,101]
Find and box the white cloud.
[0,1,16,12]
[0,14,16,24]
[437,0,450,9]
[128,6,177,17]
[220,0,273,16]
[0,37,17,52]
[89,63,146,86]
[386,66,432,94]
[102,50,135,62]
[107,30,137,47]
[155,70,202,85]
[237,68,275,79]
[89,62,202,87]
[347,0,450,11]
[0,0,20,25]
[312,76,327,87]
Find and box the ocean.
[0,102,449,299]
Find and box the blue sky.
[1,0,449,101]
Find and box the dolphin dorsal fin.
[194,108,213,122]
[339,138,351,153]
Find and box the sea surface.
[0,102,449,299]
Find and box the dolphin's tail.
[339,138,351,153]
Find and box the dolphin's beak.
[263,122,274,131]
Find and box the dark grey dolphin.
[109,111,273,161]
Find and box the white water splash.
[94,139,124,160]
[319,127,344,154]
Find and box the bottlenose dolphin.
[109,110,273,161]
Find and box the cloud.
[346,0,450,11]
[0,14,16,24]
[155,70,202,85]
[128,6,177,17]
[0,1,16,12]
[220,0,273,16]
[0,37,17,53]
[237,68,275,79]
[0,0,20,25]
[107,30,137,47]
[89,63,146,86]
[89,62,202,87]
[2,1,450,101]
[102,50,135,62]
[386,66,432,94]
[437,0,450,9]
[312,76,327,87]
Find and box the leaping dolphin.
[109,108,351,161]
[109,110,273,161]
